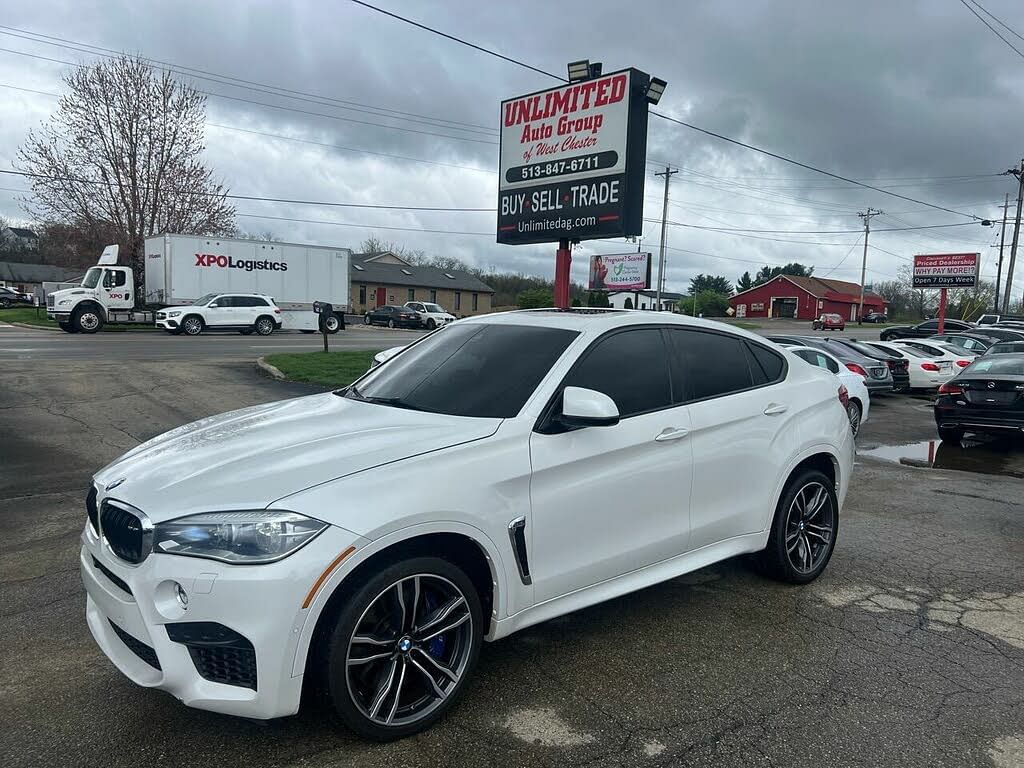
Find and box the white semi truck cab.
[46,246,153,333]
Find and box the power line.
[347,0,565,81]
[958,0,1024,59]
[968,0,1024,42]
[0,169,493,211]
[0,45,499,146]
[0,25,497,134]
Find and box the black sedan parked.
[927,332,996,355]
[363,305,422,329]
[880,318,973,341]
[821,337,911,392]
[934,354,1024,442]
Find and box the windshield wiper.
[358,396,432,413]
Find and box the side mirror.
[560,386,619,428]
[208,303,219,308]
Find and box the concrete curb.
[255,356,286,380]
[9,321,63,332]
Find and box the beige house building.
[351,252,495,317]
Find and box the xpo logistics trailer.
[46,233,351,333]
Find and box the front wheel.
[319,557,482,741]
[387,319,396,329]
[364,314,371,325]
[73,307,103,334]
[880,332,894,341]
[426,319,436,331]
[181,315,204,336]
[0,297,10,308]
[757,470,838,584]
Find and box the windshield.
[193,293,218,306]
[838,339,884,358]
[423,303,445,313]
[82,267,102,289]
[346,323,579,418]
[965,357,1024,376]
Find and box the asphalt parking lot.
[1,324,1023,768]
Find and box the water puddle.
[860,437,1024,478]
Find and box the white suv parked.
[156,293,282,336]
[404,301,455,330]
[81,310,854,740]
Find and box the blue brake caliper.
[423,592,447,658]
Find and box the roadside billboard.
[588,252,651,291]
[497,69,651,245]
[912,253,980,288]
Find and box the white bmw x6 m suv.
[81,310,854,740]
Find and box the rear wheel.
[0,297,10,308]
[387,319,396,329]
[364,314,372,325]
[255,316,276,336]
[181,315,204,336]
[322,314,341,334]
[846,400,863,437]
[880,331,894,341]
[938,426,964,444]
[318,557,482,741]
[426,319,436,331]
[757,470,838,584]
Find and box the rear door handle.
[655,427,689,442]
[763,403,788,416]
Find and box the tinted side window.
[250,297,269,307]
[668,329,754,401]
[563,329,672,418]
[214,296,233,307]
[919,320,939,330]
[746,342,785,383]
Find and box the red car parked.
[812,313,846,331]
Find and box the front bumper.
[155,316,179,330]
[81,521,365,719]
[47,311,71,322]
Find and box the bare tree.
[17,55,235,303]
[238,229,284,242]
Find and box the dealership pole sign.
[497,69,652,245]
[588,252,651,291]
[912,253,980,288]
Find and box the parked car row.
[363,302,456,329]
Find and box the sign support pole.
[555,238,571,309]
[937,287,947,335]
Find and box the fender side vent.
[508,517,531,585]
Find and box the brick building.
[729,275,887,321]
[351,252,495,317]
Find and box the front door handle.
[655,427,689,442]
[763,403,788,416]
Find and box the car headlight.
[58,299,72,306]
[167,310,182,317]
[153,510,328,564]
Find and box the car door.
[914,320,940,337]
[528,327,693,603]
[204,295,234,327]
[667,328,792,550]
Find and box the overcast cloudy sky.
[1,0,1023,300]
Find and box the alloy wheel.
[183,317,202,335]
[345,574,473,728]
[846,402,861,436]
[256,318,274,335]
[784,482,835,574]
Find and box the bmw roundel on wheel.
[81,310,854,740]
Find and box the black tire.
[322,314,341,335]
[255,316,276,336]
[426,319,436,331]
[757,469,838,584]
[364,314,372,325]
[181,315,204,336]
[846,400,863,437]
[880,332,894,341]
[317,556,483,741]
[387,319,396,329]
[0,297,10,308]
[73,306,104,334]
[938,426,964,444]
[59,321,76,333]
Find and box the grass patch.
[0,306,158,331]
[0,307,55,327]
[264,350,380,388]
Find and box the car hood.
[93,393,501,522]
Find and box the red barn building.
[729,275,886,321]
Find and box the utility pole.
[1002,160,1024,314]
[994,192,1009,313]
[655,166,678,311]
[857,208,883,323]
